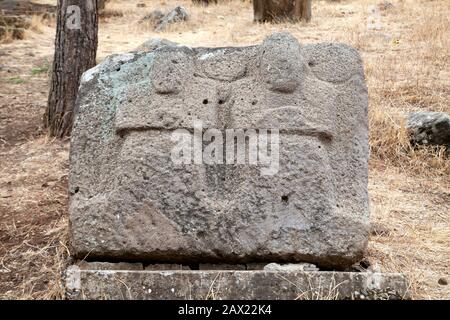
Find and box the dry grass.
[0,0,449,299]
[0,138,69,299]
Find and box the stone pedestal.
[65,264,409,300]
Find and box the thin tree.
[253,0,311,23]
[45,0,98,137]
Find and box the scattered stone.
[378,1,394,11]
[66,268,411,300]
[264,263,319,272]
[70,33,369,269]
[140,9,165,24]
[155,6,189,32]
[407,111,450,148]
[438,278,448,286]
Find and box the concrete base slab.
[65,265,410,300]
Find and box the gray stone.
[155,6,189,32]
[407,111,450,148]
[134,38,178,53]
[65,266,410,300]
[70,33,369,269]
[264,262,319,272]
[139,9,165,24]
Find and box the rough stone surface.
[133,37,178,53]
[70,33,369,269]
[199,264,246,270]
[407,111,450,148]
[145,264,190,270]
[65,267,410,300]
[264,262,319,272]
[246,263,270,270]
[77,261,143,270]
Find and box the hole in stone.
[308,61,315,67]
[281,195,289,203]
[203,99,208,105]
[196,231,206,238]
[318,145,322,149]
[171,59,178,64]
[252,100,257,105]
[74,187,80,194]
[359,259,371,270]
[115,66,121,72]
[218,99,224,105]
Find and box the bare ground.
[0,0,449,299]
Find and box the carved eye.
[151,52,191,94]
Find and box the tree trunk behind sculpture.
[253,0,311,22]
[45,0,98,137]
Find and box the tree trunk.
[45,0,98,138]
[253,0,311,23]
[98,0,109,11]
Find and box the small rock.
[438,278,448,286]
[140,9,165,24]
[407,111,450,148]
[378,1,394,11]
[155,6,189,32]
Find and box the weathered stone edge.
[65,266,410,300]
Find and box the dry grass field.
[0,0,449,299]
